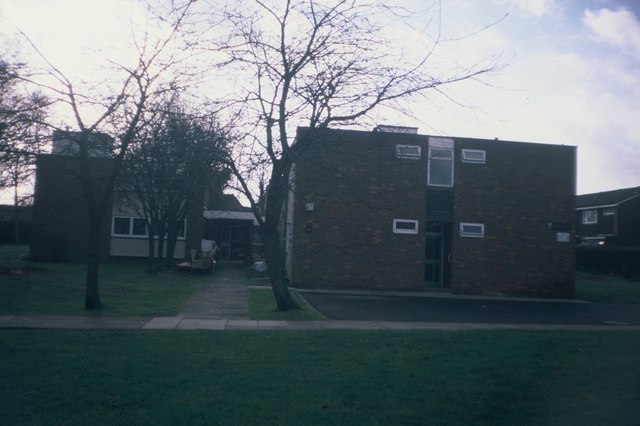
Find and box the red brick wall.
[451,138,576,298]
[289,128,577,298]
[290,129,428,290]
[30,155,112,262]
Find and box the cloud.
[491,0,560,18]
[583,7,640,55]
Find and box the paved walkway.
[179,261,249,319]
[1,315,638,331]
[1,262,640,331]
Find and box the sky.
[1,0,639,201]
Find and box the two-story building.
[576,186,640,246]
[284,126,577,298]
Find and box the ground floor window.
[112,217,133,236]
[460,222,485,238]
[393,219,419,234]
[112,216,185,239]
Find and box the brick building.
[30,131,204,262]
[576,186,640,247]
[30,153,113,262]
[285,126,576,298]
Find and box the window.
[176,220,186,238]
[460,222,485,238]
[112,217,186,239]
[396,144,421,159]
[393,219,419,235]
[428,137,454,187]
[582,209,598,224]
[132,218,147,236]
[603,207,615,216]
[462,149,486,164]
[113,217,131,235]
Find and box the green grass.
[248,286,324,321]
[246,267,324,320]
[0,244,207,316]
[576,273,640,303]
[1,329,639,425]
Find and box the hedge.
[576,246,640,279]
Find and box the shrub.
[576,246,640,280]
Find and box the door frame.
[425,222,444,288]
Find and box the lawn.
[0,329,639,425]
[249,286,324,321]
[576,273,640,303]
[0,244,207,316]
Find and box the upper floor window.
[428,137,454,187]
[462,149,486,164]
[396,144,421,159]
[603,207,615,216]
[582,209,598,224]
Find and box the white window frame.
[461,149,486,164]
[396,144,421,160]
[112,216,133,236]
[460,222,485,238]
[603,207,615,216]
[131,217,148,236]
[428,137,455,187]
[393,219,419,235]
[111,216,186,240]
[582,209,598,224]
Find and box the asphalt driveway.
[300,292,640,326]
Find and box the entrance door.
[220,226,247,260]
[425,223,444,288]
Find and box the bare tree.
[208,0,500,310]
[0,58,50,243]
[119,98,231,273]
[20,1,197,309]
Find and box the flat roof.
[203,210,261,225]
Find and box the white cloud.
[491,0,560,18]
[583,7,640,55]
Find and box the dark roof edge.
[295,126,575,147]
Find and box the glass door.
[425,223,443,288]
[220,226,247,260]
[229,227,246,260]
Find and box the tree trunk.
[265,233,297,311]
[156,232,166,272]
[165,223,179,267]
[262,211,297,311]
[84,215,103,309]
[146,232,157,274]
[258,169,298,311]
[12,184,21,245]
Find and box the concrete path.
[1,314,639,331]
[179,261,249,319]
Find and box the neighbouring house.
[109,194,204,260]
[30,130,209,262]
[576,186,640,246]
[284,126,576,298]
